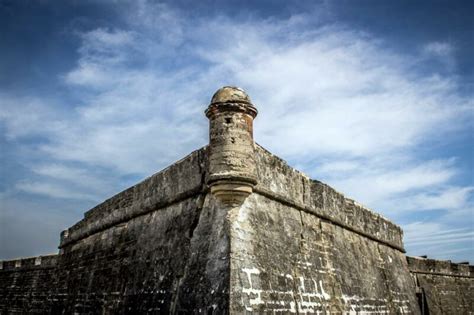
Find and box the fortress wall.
[60,147,207,249]
[4,86,472,314]
[1,196,231,314]
[50,147,232,313]
[1,147,232,314]
[0,255,58,313]
[228,146,419,313]
[53,193,230,314]
[229,193,420,314]
[254,145,404,251]
[407,256,474,315]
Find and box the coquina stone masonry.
[407,256,473,314]
[205,87,258,205]
[1,87,472,314]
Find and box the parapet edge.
[59,146,208,248]
[254,144,404,251]
[0,254,58,271]
[407,255,474,278]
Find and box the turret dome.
[210,86,251,105]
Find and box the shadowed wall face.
[0,255,58,313]
[51,148,231,314]
[408,256,474,315]
[0,148,232,314]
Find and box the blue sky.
[0,0,473,262]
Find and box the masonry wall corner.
[1,86,472,314]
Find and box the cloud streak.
[404,222,473,260]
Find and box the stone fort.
[0,87,472,314]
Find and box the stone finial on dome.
[206,86,257,119]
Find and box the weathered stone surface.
[408,256,474,314]
[254,145,404,251]
[56,196,217,313]
[229,193,419,314]
[210,86,252,105]
[206,86,258,205]
[0,255,58,313]
[1,147,228,314]
[60,147,205,249]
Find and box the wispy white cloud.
[31,164,110,193]
[81,28,135,47]
[65,28,138,88]
[16,181,100,201]
[390,186,474,212]
[404,222,473,261]
[422,41,456,70]
[320,158,459,207]
[0,95,65,140]
[423,41,454,57]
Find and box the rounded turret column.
[205,86,258,205]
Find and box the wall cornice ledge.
[253,186,406,253]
